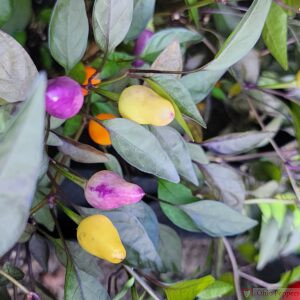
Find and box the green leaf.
[149,75,206,128]
[262,2,288,70]
[200,163,245,211]
[0,30,37,103]
[185,0,200,28]
[290,102,300,150]
[63,115,82,137]
[202,131,273,155]
[181,200,257,236]
[142,28,202,62]
[80,202,163,271]
[0,73,46,256]
[0,0,12,27]
[160,202,199,232]
[280,266,300,287]
[48,0,89,71]
[104,153,123,177]
[187,143,209,165]
[58,135,108,163]
[158,179,198,205]
[68,62,87,84]
[146,78,193,140]
[104,118,179,183]
[150,40,183,78]
[181,0,272,102]
[0,262,24,286]
[151,126,198,185]
[157,224,182,273]
[197,280,233,300]
[92,0,134,53]
[64,262,110,300]
[126,0,155,40]
[164,275,215,300]
[113,277,135,300]
[54,240,103,278]
[1,0,32,35]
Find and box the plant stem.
[239,271,279,290]
[245,198,295,205]
[56,200,82,225]
[123,265,162,300]
[222,238,242,300]
[246,96,300,205]
[100,72,129,87]
[50,160,87,189]
[0,269,30,295]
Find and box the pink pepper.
[85,170,145,210]
[133,29,154,67]
[46,76,84,119]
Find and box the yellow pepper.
[118,85,175,126]
[77,215,126,264]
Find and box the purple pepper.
[46,76,84,119]
[133,29,154,67]
[85,170,145,210]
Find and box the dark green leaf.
[202,131,272,155]
[0,30,37,102]
[63,115,82,137]
[157,224,182,273]
[54,240,103,278]
[64,262,110,300]
[92,0,134,53]
[49,0,89,71]
[200,163,245,211]
[0,73,46,256]
[0,263,24,286]
[180,200,257,236]
[104,118,179,183]
[126,0,155,40]
[0,0,12,27]
[142,28,202,62]
[262,2,288,70]
[290,102,300,150]
[151,126,198,185]
[1,0,32,34]
[158,179,198,205]
[187,143,209,164]
[68,62,87,84]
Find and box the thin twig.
[222,238,242,300]
[239,271,279,290]
[123,265,162,300]
[246,96,300,205]
[0,269,30,295]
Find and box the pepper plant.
[1,0,300,299]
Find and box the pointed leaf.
[48,0,89,71]
[151,126,198,185]
[57,135,108,163]
[104,118,179,183]
[262,2,288,70]
[200,163,245,211]
[92,0,134,53]
[0,0,12,27]
[181,200,257,236]
[202,131,273,155]
[126,0,155,40]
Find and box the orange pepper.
[82,66,101,96]
[88,113,116,145]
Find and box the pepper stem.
[57,200,83,225]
